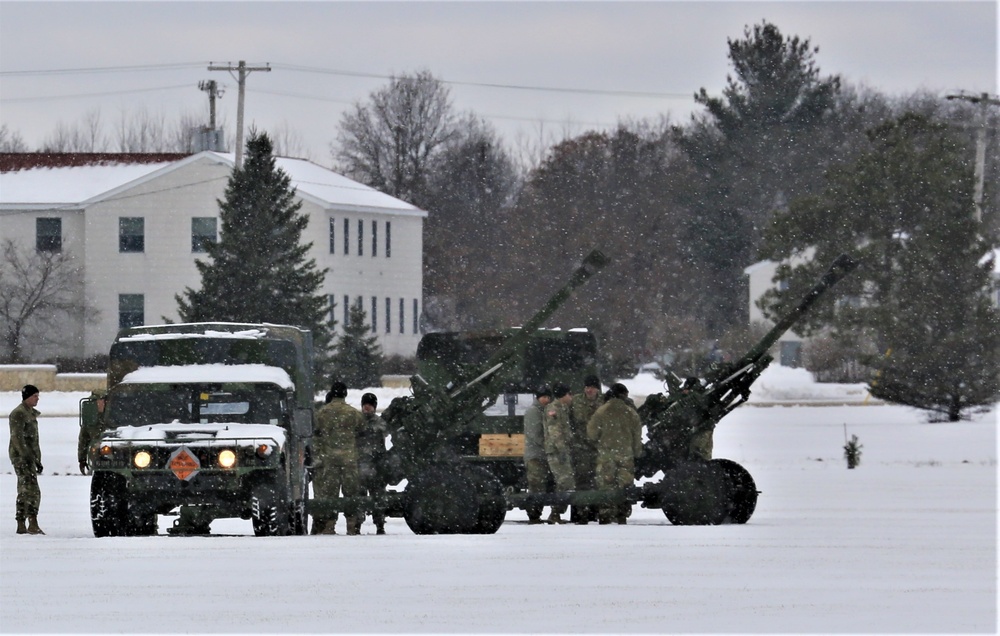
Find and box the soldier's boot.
[547,512,566,525]
[16,518,27,534]
[376,525,386,535]
[26,516,45,535]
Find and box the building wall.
[0,208,88,360]
[5,156,423,361]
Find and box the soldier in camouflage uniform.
[356,392,389,535]
[543,383,575,524]
[312,381,365,535]
[9,385,44,535]
[587,382,643,524]
[522,385,552,524]
[569,375,602,524]
[77,391,107,475]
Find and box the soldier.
[311,381,365,535]
[542,383,575,524]
[569,375,602,524]
[522,385,552,524]
[681,377,714,461]
[78,391,108,475]
[9,384,44,535]
[357,392,389,535]
[587,382,643,525]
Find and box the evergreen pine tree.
[760,113,1000,421]
[176,130,332,366]
[330,299,383,388]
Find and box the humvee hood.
[106,423,287,446]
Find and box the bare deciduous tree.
[332,69,456,208]
[0,124,29,152]
[0,239,99,363]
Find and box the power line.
[0,84,193,103]
[0,63,209,76]
[1,61,694,101]
[272,62,692,100]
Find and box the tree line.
[2,20,998,419]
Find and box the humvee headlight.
[133,450,152,469]
[217,449,237,468]
[256,444,273,458]
[99,445,114,457]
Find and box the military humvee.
[415,328,600,489]
[84,323,314,536]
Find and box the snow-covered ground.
[1,368,996,633]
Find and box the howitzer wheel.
[660,461,731,526]
[403,466,478,535]
[713,458,758,524]
[466,467,506,534]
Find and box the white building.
[0,152,426,361]
[743,252,814,368]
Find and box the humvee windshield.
[107,383,287,428]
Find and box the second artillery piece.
[506,253,859,525]
[634,253,860,524]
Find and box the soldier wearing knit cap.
[9,385,44,534]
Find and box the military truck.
[84,323,314,536]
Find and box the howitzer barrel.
[737,253,859,368]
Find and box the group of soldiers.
[524,376,643,525]
[310,381,388,535]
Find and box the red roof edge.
[0,152,193,173]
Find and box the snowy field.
[1,368,997,633]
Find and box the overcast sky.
[1,1,996,166]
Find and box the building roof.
[0,151,425,217]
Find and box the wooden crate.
[478,433,525,457]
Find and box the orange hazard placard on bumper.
[169,447,201,481]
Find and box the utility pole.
[197,79,224,129]
[946,91,1000,223]
[207,60,271,168]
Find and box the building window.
[343,295,350,327]
[780,341,802,368]
[329,218,336,254]
[118,294,144,330]
[35,218,62,252]
[372,220,378,257]
[413,299,419,334]
[371,296,377,333]
[386,221,391,258]
[329,294,337,327]
[119,217,144,253]
[358,220,364,256]
[343,219,349,255]
[399,298,405,334]
[191,217,217,253]
[385,297,391,334]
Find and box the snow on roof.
[119,364,294,390]
[0,151,426,217]
[0,160,174,206]
[119,328,269,342]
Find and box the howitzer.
[371,250,610,534]
[634,253,859,525]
